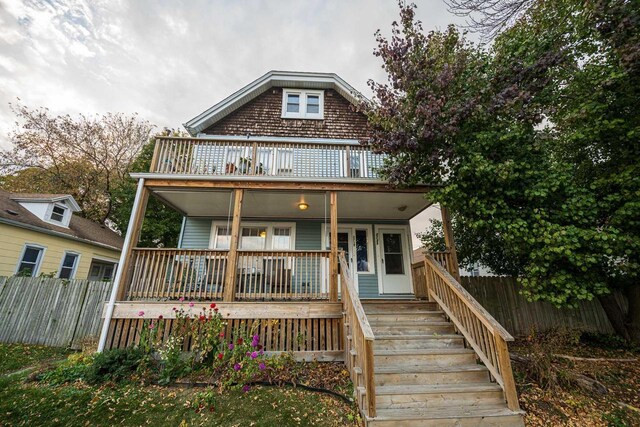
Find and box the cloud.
[0,0,470,148]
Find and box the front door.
[377,228,412,294]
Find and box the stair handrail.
[423,254,520,411]
[339,252,376,418]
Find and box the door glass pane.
[355,229,370,272]
[337,232,350,266]
[240,227,267,249]
[272,227,291,250]
[383,233,404,274]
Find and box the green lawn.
[0,344,70,375]
[0,344,359,427]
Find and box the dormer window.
[282,89,324,119]
[50,204,67,223]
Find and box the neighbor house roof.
[0,190,123,251]
[183,70,367,136]
[10,193,81,211]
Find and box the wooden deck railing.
[423,254,520,411]
[126,248,332,301]
[127,249,228,300]
[235,250,330,300]
[151,136,385,179]
[340,252,376,418]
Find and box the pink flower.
[138,310,145,317]
[258,362,266,371]
[149,322,155,329]
[250,351,258,359]
[233,363,241,371]
[242,385,251,393]
[189,301,195,308]
[179,297,185,302]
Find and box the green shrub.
[86,348,144,384]
[39,353,92,385]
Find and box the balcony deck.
[151,136,386,180]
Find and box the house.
[0,190,123,280]
[99,71,523,425]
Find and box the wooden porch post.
[329,191,339,302]
[441,206,461,281]
[116,182,150,301]
[223,189,244,301]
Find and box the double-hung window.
[58,252,80,279]
[282,90,324,119]
[17,245,44,277]
[50,204,66,223]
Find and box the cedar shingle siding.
[203,88,370,140]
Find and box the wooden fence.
[0,276,112,348]
[460,276,616,336]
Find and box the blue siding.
[180,217,212,249]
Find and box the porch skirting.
[103,301,344,360]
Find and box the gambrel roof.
[183,70,365,136]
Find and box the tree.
[365,2,640,342]
[110,136,183,247]
[1,105,153,224]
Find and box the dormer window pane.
[307,95,320,114]
[286,94,300,113]
[50,205,66,222]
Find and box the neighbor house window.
[282,89,324,119]
[17,245,44,277]
[50,204,66,223]
[58,252,80,279]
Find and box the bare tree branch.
[445,0,536,40]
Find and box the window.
[17,245,44,277]
[211,222,295,250]
[88,260,116,281]
[240,227,267,250]
[50,204,66,223]
[282,90,324,119]
[272,227,292,250]
[355,229,370,272]
[58,252,80,279]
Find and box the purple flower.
[233,363,241,371]
[259,349,264,355]
[228,343,234,350]
[250,351,258,359]
[242,385,251,393]
[138,310,145,317]
[258,362,266,371]
[253,334,259,341]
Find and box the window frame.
[57,251,81,279]
[15,244,46,277]
[209,221,297,251]
[281,89,325,120]
[320,224,375,275]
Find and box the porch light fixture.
[259,231,267,238]
[298,202,309,211]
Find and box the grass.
[0,344,70,375]
[0,344,359,427]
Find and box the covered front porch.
[117,183,435,303]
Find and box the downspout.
[97,178,145,352]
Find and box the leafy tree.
[110,136,183,247]
[1,105,153,224]
[365,2,640,342]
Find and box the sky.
[0,0,470,247]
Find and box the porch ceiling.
[151,189,432,220]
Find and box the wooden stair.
[361,301,524,426]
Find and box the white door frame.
[375,224,413,295]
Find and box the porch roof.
[149,187,433,221]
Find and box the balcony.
[150,136,386,180]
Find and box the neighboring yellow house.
[0,190,123,280]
